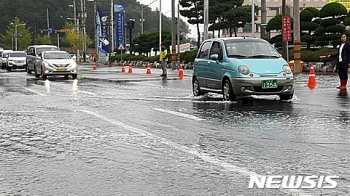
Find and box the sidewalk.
[80,64,193,76]
[79,65,193,81]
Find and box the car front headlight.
[43,61,50,68]
[283,64,292,74]
[238,65,250,75]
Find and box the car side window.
[197,41,211,59]
[33,48,37,56]
[28,47,34,56]
[209,41,223,60]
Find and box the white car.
[1,50,13,69]
[6,51,27,71]
[35,50,77,80]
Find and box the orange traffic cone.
[307,63,317,88]
[128,62,133,74]
[121,62,125,73]
[93,63,97,70]
[178,63,184,79]
[146,62,151,74]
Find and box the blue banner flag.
[114,4,126,50]
[97,6,109,55]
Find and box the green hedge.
[282,48,338,63]
[111,48,338,63]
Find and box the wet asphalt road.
[0,67,349,196]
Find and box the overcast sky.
[136,0,202,39]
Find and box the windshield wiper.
[228,54,247,58]
[249,54,279,58]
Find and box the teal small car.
[192,37,294,101]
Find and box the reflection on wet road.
[0,70,349,195]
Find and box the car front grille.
[253,86,284,92]
[53,64,70,67]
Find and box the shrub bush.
[110,48,337,64]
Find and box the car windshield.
[225,40,280,58]
[10,52,26,57]
[37,47,59,55]
[44,52,70,59]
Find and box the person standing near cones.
[160,43,168,77]
[327,33,350,90]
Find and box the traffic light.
[127,20,135,29]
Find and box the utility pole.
[47,8,50,37]
[93,0,97,58]
[252,0,255,37]
[111,0,114,52]
[177,3,180,67]
[82,0,87,62]
[203,0,208,41]
[141,6,144,34]
[293,0,301,73]
[171,0,176,70]
[159,0,162,54]
[282,0,287,61]
[260,0,267,40]
[73,0,80,62]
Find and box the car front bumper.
[8,63,27,69]
[230,77,294,96]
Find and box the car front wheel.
[34,65,40,78]
[26,65,31,74]
[192,78,203,96]
[222,79,236,101]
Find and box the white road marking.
[77,90,96,95]
[81,110,313,196]
[0,111,52,113]
[49,82,97,96]
[154,108,204,121]
[20,86,47,96]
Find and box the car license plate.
[56,67,67,71]
[262,80,277,89]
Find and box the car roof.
[205,37,268,42]
[28,45,59,49]
[36,45,58,48]
[10,51,26,53]
[43,50,67,53]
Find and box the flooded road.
[0,69,349,195]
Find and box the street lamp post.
[87,0,97,58]
[69,0,79,61]
[15,23,25,51]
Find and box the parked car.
[1,50,13,69]
[26,45,59,74]
[34,50,77,80]
[192,37,294,101]
[0,47,3,67]
[6,51,27,71]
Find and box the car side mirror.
[210,54,219,61]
